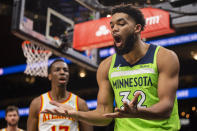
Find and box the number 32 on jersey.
[119,90,147,109]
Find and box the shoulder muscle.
[97,56,112,82]
[157,47,179,76]
[29,96,42,116]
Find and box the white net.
[22,41,52,77]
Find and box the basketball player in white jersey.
[27,59,93,131]
[0,105,24,131]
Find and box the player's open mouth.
[59,78,67,83]
[114,35,122,47]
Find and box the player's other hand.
[103,92,141,118]
[41,100,78,119]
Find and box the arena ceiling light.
[190,51,197,60]
[79,69,87,78]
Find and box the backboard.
[11,0,98,71]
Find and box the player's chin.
[9,122,18,126]
[58,83,67,88]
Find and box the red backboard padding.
[73,8,174,51]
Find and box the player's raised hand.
[103,92,141,118]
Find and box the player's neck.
[50,88,69,102]
[122,39,149,65]
[6,125,18,131]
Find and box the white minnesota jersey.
[38,92,79,131]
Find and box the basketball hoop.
[22,40,52,77]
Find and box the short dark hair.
[6,106,19,116]
[48,59,66,74]
[111,4,146,31]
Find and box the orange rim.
[22,40,51,54]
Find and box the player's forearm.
[136,99,174,120]
[76,110,113,126]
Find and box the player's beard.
[7,121,18,127]
[114,33,136,55]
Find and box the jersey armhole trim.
[76,96,79,111]
[40,95,44,112]
[108,54,116,79]
[153,46,160,74]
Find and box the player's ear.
[134,24,142,33]
[5,115,7,121]
[48,74,52,80]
